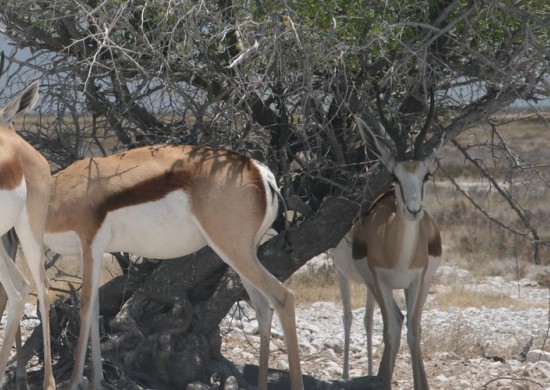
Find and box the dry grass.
[419,312,529,359]
[433,286,534,310]
[286,267,544,312]
[285,262,368,307]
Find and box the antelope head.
[373,134,443,221]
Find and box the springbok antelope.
[0,81,55,389]
[42,145,304,390]
[331,131,443,389]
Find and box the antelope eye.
[391,174,399,183]
[424,173,431,182]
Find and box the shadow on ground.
[237,365,381,390]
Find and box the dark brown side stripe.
[428,233,442,257]
[352,238,368,260]
[103,168,192,213]
[0,153,24,190]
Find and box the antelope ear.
[425,135,445,169]
[0,81,40,124]
[371,132,396,172]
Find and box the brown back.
[47,145,267,244]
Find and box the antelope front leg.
[371,280,403,390]
[16,229,55,390]
[0,245,29,386]
[336,270,353,380]
[364,290,375,377]
[405,279,431,390]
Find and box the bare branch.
[450,138,544,265]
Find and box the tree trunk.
[100,249,240,388]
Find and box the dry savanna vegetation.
[287,110,550,311]
[8,110,550,377]
[12,111,550,311]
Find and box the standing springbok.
[0,81,55,389]
[42,145,304,390]
[331,130,443,389]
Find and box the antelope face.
[391,160,431,221]
[372,132,442,222]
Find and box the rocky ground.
[3,266,550,389]
[221,265,550,389]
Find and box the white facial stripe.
[393,161,429,220]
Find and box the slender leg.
[336,270,352,380]
[197,203,303,390]
[90,291,103,390]
[0,242,29,387]
[405,268,438,390]
[214,246,303,390]
[69,245,104,390]
[370,277,403,390]
[364,289,375,377]
[242,280,274,390]
[16,226,55,390]
[0,282,7,314]
[0,232,12,315]
[4,231,30,389]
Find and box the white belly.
[0,181,26,235]
[375,266,424,290]
[45,190,208,260]
[105,190,207,259]
[352,258,425,290]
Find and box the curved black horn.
[0,51,4,79]
[414,87,435,159]
[376,86,390,133]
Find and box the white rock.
[434,374,450,382]
[458,379,473,388]
[269,341,278,352]
[217,266,550,388]
[526,349,550,363]
[241,351,254,360]
[324,361,342,375]
[276,360,289,371]
[227,301,252,320]
[324,338,344,354]
[518,278,539,287]
[321,348,337,360]
[531,360,550,379]
[243,320,259,335]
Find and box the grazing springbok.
[0,81,55,389]
[42,145,304,390]
[331,130,443,389]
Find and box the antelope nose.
[407,206,422,216]
[406,199,423,216]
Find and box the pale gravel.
[221,265,550,389]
